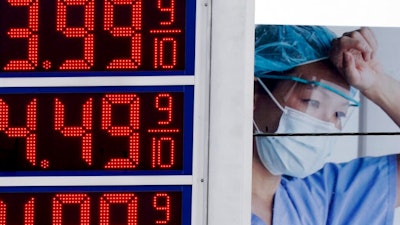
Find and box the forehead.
[292,60,350,90]
[270,60,353,109]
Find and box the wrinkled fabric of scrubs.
[251,155,397,225]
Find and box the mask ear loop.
[253,120,262,133]
[256,78,287,113]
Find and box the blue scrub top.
[252,155,398,225]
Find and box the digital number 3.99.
[3,0,178,71]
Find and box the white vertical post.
[208,0,255,224]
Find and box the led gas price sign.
[0,86,194,175]
[0,186,191,225]
[0,0,195,74]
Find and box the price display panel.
[0,0,195,76]
[0,85,194,176]
[0,185,191,225]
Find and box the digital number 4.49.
[0,93,179,169]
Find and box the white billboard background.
[255,1,400,223]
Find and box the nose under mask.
[254,78,340,178]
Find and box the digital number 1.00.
[0,0,185,72]
[0,191,183,225]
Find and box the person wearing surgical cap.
[252,25,400,225]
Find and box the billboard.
[252,25,400,225]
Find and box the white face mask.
[254,107,340,178]
[254,78,340,178]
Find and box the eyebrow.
[301,85,350,107]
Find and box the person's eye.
[302,99,320,108]
[336,111,346,118]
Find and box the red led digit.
[52,194,90,225]
[150,94,177,169]
[104,0,142,69]
[24,198,35,225]
[99,193,137,225]
[155,93,173,125]
[0,99,37,166]
[56,0,94,70]
[0,198,35,225]
[101,94,139,168]
[0,200,5,225]
[54,98,93,165]
[3,0,39,71]
[151,137,175,168]
[153,193,171,224]
[153,37,177,69]
[157,0,175,25]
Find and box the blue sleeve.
[272,155,398,225]
[252,213,267,225]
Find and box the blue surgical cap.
[254,25,337,75]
